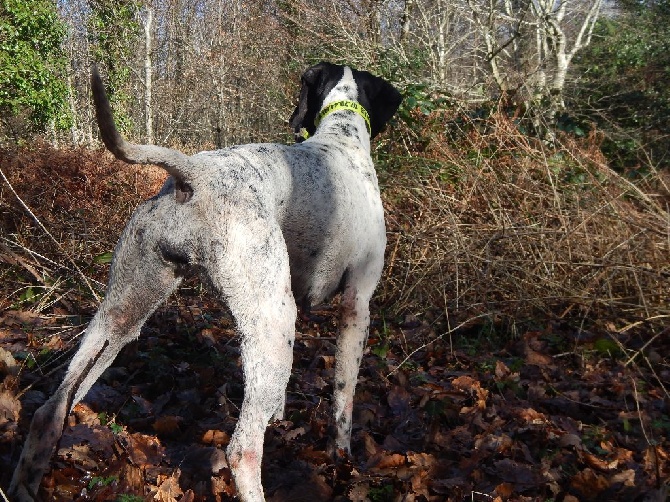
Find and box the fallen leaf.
[452,375,489,408]
[518,407,548,425]
[492,459,540,486]
[524,347,553,366]
[0,347,18,376]
[153,415,182,437]
[610,468,636,487]
[387,385,411,415]
[211,472,236,497]
[495,482,514,498]
[377,452,406,469]
[411,470,430,498]
[153,474,183,502]
[407,452,436,468]
[495,360,510,379]
[57,443,98,470]
[570,468,610,497]
[347,482,370,502]
[0,390,20,425]
[126,432,165,467]
[582,451,618,471]
[201,428,230,446]
[60,423,115,458]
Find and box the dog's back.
[186,138,386,308]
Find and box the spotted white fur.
[9,62,401,502]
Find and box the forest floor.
[0,295,668,502]
[0,144,668,501]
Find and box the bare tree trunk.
[144,3,154,144]
[400,0,413,45]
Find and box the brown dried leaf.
[495,482,514,498]
[57,443,98,470]
[361,431,382,458]
[387,385,411,415]
[495,360,510,379]
[153,415,182,437]
[452,375,489,407]
[582,451,618,471]
[377,452,406,469]
[518,408,548,425]
[153,474,183,502]
[524,347,553,366]
[610,468,636,487]
[407,452,436,468]
[0,389,20,425]
[60,423,115,458]
[570,468,610,497]
[347,482,370,502]
[0,347,18,376]
[201,428,229,447]
[411,470,430,498]
[127,432,165,467]
[211,472,237,497]
[72,402,102,425]
[493,459,540,486]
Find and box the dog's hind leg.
[205,217,296,502]
[10,213,183,501]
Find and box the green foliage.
[368,484,394,502]
[98,412,124,434]
[573,1,670,170]
[88,475,117,490]
[0,0,71,132]
[18,286,38,305]
[593,337,623,358]
[398,83,447,124]
[115,495,144,502]
[93,251,114,264]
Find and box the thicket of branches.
[3,0,615,146]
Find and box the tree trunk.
[144,4,154,144]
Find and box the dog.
[9,62,401,501]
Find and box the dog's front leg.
[332,273,379,455]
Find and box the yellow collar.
[309,100,371,138]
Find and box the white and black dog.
[9,62,401,501]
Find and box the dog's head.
[289,62,402,142]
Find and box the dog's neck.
[315,67,371,150]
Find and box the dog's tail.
[91,65,196,199]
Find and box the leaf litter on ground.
[0,296,668,501]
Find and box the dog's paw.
[326,436,351,462]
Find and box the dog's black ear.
[355,71,403,138]
[289,62,343,142]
